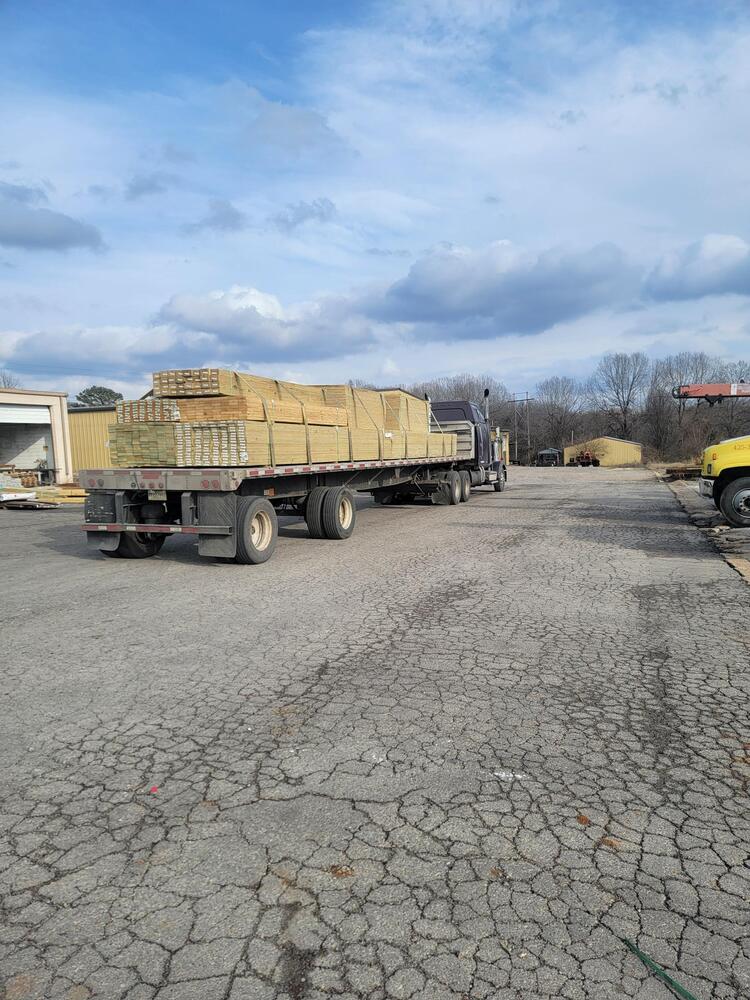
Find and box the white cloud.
[2,3,750,391]
[157,284,377,361]
[365,240,637,334]
[646,234,750,300]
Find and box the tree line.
[404,352,750,463]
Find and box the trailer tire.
[305,486,328,538]
[719,476,750,528]
[235,497,278,564]
[103,532,166,559]
[459,470,471,502]
[322,487,356,539]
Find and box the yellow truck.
[699,436,750,527]
[674,382,750,527]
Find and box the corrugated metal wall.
[69,409,116,472]
[564,437,642,467]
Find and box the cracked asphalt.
[1,467,748,1000]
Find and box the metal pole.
[525,391,531,464]
[513,401,518,463]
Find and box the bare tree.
[660,352,720,426]
[587,352,651,439]
[535,376,581,450]
[407,373,509,411]
[0,369,21,388]
[642,361,676,458]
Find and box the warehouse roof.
[68,404,116,412]
[569,435,642,447]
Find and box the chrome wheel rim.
[732,489,750,516]
[339,496,353,529]
[251,510,273,550]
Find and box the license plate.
[148,489,167,500]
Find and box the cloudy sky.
[1,0,749,398]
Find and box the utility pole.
[509,392,535,464]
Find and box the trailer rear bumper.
[82,523,232,535]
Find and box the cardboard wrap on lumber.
[406,432,428,458]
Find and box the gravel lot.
[1,467,748,1000]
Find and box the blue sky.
[1,0,749,396]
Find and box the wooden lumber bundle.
[110,423,177,466]
[174,421,352,466]
[382,390,430,433]
[117,398,180,422]
[110,369,451,468]
[117,394,347,426]
[153,368,236,397]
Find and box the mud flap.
[88,531,121,551]
[431,481,452,505]
[197,492,237,559]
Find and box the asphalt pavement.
[1,468,748,1000]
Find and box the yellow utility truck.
[674,382,750,527]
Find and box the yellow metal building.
[68,406,116,472]
[564,436,642,467]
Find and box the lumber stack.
[109,368,457,468]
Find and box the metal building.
[68,405,117,473]
[0,388,73,484]
[564,436,643,467]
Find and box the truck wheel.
[493,469,506,492]
[103,532,166,559]
[235,497,278,564]
[322,486,357,539]
[446,470,461,505]
[719,477,750,527]
[305,486,328,538]
[459,470,471,502]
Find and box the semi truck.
[80,391,508,564]
[673,382,750,527]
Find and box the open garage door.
[0,403,54,480]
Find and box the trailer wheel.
[459,470,471,502]
[103,532,166,559]
[719,477,750,528]
[305,486,328,538]
[322,486,357,539]
[235,497,278,564]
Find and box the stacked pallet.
[109,368,457,468]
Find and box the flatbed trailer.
[80,394,508,564]
[80,450,506,564]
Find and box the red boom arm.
[672,382,750,403]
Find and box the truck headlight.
[706,463,712,475]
